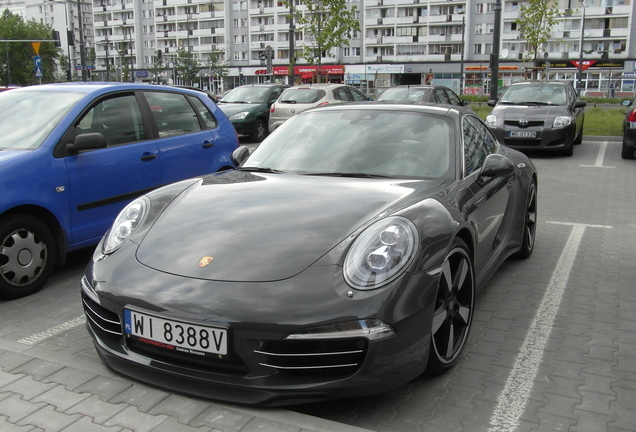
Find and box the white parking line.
[18,315,86,345]
[581,141,615,168]
[488,221,612,432]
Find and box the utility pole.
[288,3,295,85]
[77,0,87,81]
[489,0,502,100]
[460,16,465,97]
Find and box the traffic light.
[67,30,75,46]
[239,73,245,84]
[52,30,61,47]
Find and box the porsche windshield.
[243,109,453,179]
[0,90,84,150]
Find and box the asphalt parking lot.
[0,137,634,432]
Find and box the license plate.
[508,130,537,139]
[124,309,227,356]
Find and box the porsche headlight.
[102,196,150,254]
[344,217,418,290]
[553,115,573,128]
[485,115,497,127]
[229,112,249,120]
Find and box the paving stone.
[31,384,91,412]
[241,417,301,432]
[0,415,37,432]
[0,394,47,423]
[74,376,132,401]
[104,405,168,432]
[148,394,211,424]
[0,376,57,401]
[570,409,615,432]
[65,395,127,424]
[17,404,81,432]
[190,406,253,431]
[0,352,36,373]
[40,366,98,391]
[0,369,24,388]
[11,359,65,381]
[109,383,169,413]
[150,417,214,432]
[57,416,124,432]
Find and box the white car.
[268,83,369,132]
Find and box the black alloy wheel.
[514,179,537,259]
[426,238,475,375]
[0,214,56,299]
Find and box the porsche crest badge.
[198,256,214,267]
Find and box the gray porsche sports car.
[82,102,538,406]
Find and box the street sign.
[35,66,43,78]
[34,55,43,78]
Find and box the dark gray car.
[485,80,586,156]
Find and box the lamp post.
[460,16,465,96]
[288,3,295,85]
[76,0,87,81]
[489,0,502,100]
[577,1,586,95]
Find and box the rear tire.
[0,214,56,299]
[513,179,537,259]
[250,119,267,142]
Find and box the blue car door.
[64,94,161,247]
[142,91,228,182]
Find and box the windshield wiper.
[239,166,285,173]
[303,172,392,178]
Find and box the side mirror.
[461,99,470,106]
[66,132,108,155]
[478,154,515,184]
[574,100,587,108]
[231,146,250,167]
[621,99,633,107]
[487,99,497,107]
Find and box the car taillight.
[318,101,330,106]
[270,105,276,113]
[627,108,636,122]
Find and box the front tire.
[0,214,56,299]
[621,140,635,160]
[426,238,475,376]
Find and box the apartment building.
[13,0,636,96]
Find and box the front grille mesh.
[82,293,122,337]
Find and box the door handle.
[202,141,215,149]
[141,153,157,161]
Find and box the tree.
[149,49,165,83]
[0,9,61,86]
[175,46,200,86]
[285,0,360,71]
[201,49,228,94]
[516,0,562,67]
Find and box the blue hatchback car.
[0,83,238,299]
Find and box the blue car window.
[88,95,145,146]
[145,92,203,138]
[187,95,218,130]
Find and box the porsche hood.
[135,171,428,282]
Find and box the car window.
[144,92,203,138]
[435,88,450,104]
[348,87,368,101]
[463,115,495,176]
[75,94,145,146]
[332,87,349,101]
[445,89,462,106]
[280,89,326,104]
[269,87,284,103]
[187,95,218,129]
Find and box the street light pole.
[76,0,87,81]
[577,1,586,95]
[288,3,295,85]
[460,16,465,96]
[489,0,502,100]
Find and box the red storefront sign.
[268,65,345,76]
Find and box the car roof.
[508,80,568,86]
[302,100,471,118]
[11,82,202,95]
[284,83,351,90]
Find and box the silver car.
[268,83,369,132]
